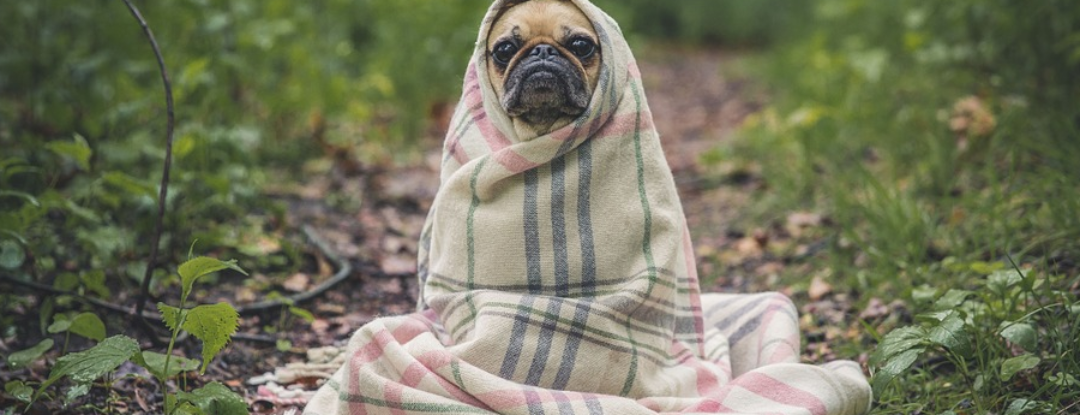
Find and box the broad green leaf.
[183,303,240,373]
[0,190,39,207]
[64,383,90,405]
[5,380,34,403]
[999,322,1038,352]
[988,269,1026,293]
[869,326,927,367]
[969,261,1005,274]
[910,285,937,304]
[69,312,106,341]
[102,171,156,199]
[48,314,72,334]
[276,339,293,352]
[45,135,91,170]
[927,311,973,357]
[173,401,206,415]
[933,289,971,310]
[41,335,139,391]
[53,273,80,291]
[1000,354,1040,381]
[1004,399,1038,415]
[137,351,201,378]
[871,348,923,392]
[80,270,111,298]
[289,306,315,323]
[157,303,184,334]
[1048,372,1078,387]
[177,257,247,301]
[0,240,25,270]
[177,381,248,415]
[7,339,54,369]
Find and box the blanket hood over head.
[305,1,872,413]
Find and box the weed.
[5,255,248,414]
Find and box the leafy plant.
[12,256,248,415]
[870,263,1079,412]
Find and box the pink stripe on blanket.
[683,398,739,413]
[413,351,493,409]
[728,372,829,415]
[493,148,540,174]
[756,297,799,365]
[595,111,655,139]
[459,64,514,154]
[347,329,395,414]
[382,380,407,415]
[474,389,607,411]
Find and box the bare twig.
[119,0,176,334]
[0,275,279,345]
[236,226,355,314]
[0,274,162,321]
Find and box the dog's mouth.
[503,61,588,118]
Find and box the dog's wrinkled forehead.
[487,0,595,43]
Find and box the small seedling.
[16,255,249,415]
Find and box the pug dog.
[486,0,601,138]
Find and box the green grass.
[713,0,1080,412]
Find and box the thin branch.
[0,276,280,344]
[119,0,176,332]
[0,274,162,321]
[236,226,355,314]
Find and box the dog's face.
[486,0,600,137]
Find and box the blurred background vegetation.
[1,0,1077,412]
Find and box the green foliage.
[37,335,140,395]
[718,0,1080,412]
[594,0,812,47]
[180,303,240,374]
[174,382,248,415]
[19,255,247,414]
[869,264,1078,411]
[138,351,202,379]
[67,312,107,342]
[177,257,246,302]
[6,339,55,370]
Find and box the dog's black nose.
[530,44,560,60]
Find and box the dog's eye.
[491,41,518,66]
[567,38,596,59]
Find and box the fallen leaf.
[786,212,823,237]
[311,319,330,334]
[315,303,346,315]
[236,286,258,304]
[859,297,889,320]
[734,236,763,258]
[282,273,311,293]
[380,254,416,275]
[808,276,833,301]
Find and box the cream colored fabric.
[304,1,872,413]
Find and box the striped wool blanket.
[304,0,872,413]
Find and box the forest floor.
[4,47,874,414]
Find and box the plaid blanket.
[304,0,872,413]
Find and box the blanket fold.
[305,1,872,413]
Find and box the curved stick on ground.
[120,0,177,333]
[236,225,355,314]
